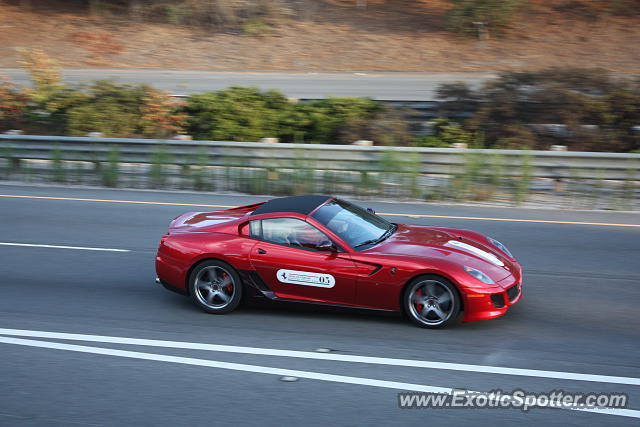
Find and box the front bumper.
[462,277,523,322]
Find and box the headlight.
[464,266,495,284]
[488,237,513,258]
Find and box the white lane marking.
[0,336,637,419]
[0,328,638,386]
[0,243,129,252]
[0,335,451,392]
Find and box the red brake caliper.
[415,288,423,312]
[224,273,233,293]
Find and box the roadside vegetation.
[1,50,638,208]
[445,0,526,37]
[11,1,639,35]
[2,50,639,152]
[436,69,640,152]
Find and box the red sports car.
[155,195,522,328]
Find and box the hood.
[365,224,514,282]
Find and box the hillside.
[0,0,639,72]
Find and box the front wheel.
[188,260,242,314]
[403,275,461,328]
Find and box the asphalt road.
[0,69,494,100]
[0,183,639,426]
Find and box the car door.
[248,217,359,305]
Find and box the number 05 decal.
[277,269,336,288]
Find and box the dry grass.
[0,1,638,72]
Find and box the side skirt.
[237,270,397,313]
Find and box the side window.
[249,220,262,239]
[251,218,334,251]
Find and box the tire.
[188,260,242,314]
[403,275,461,328]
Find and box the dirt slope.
[0,1,638,72]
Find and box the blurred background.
[0,0,639,207]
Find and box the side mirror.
[366,207,375,214]
[317,241,338,252]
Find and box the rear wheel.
[188,260,242,314]
[403,275,461,328]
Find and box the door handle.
[257,248,267,254]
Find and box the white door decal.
[276,269,336,288]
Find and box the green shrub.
[185,86,286,141]
[143,0,292,30]
[445,0,526,36]
[439,68,640,152]
[437,120,475,146]
[604,81,640,152]
[17,50,184,138]
[66,80,185,138]
[413,119,475,148]
[242,18,272,37]
[277,103,313,143]
[302,97,381,144]
[413,136,450,148]
[18,48,66,107]
[0,81,29,132]
[67,82,141,137]
[185,89,380,144]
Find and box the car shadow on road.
[158,289,515,332]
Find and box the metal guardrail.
[1,135,639,181]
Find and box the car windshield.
[312,199,395,250]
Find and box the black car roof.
[251,195,332,216]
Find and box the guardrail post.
[1,143,17,178]
[150,145,168,189]
[101,146,120,187]
[51,146,66,183]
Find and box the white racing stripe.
[0,243,129,252]
[0,335,638,419]
[0,328,638,386]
